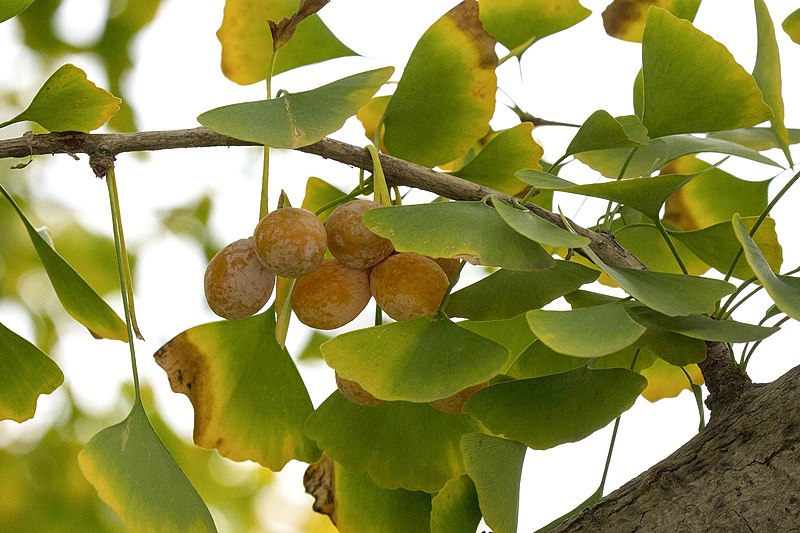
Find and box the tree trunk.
[553,362,800,532]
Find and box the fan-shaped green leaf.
[782,8,800,44]
[564,111,649,157]
[0,64,120,132]
[582,245,734,316]
[628,306,779,343]
[363,201,555,271]
[461,434,526,533]
[641,8,772,138]
[641,359,703,402]
[381,1,497,167]
[198,67,393,148]
[577,135,780,179]
[78,402,216,532]
[449,123,544,195]
[672,216,782,280]
[480,0,590,50]
[0,322,63,422]
[447,260,597,320]
[305,392,484,492]
[430,475,481,533]
[492,197,591,248]
[602,0,701,42]
[0,0,35,23]
[0,185,126,341]
[153,310,319,470]
[662,156,771,231]
[732,213,800,321]
[307,459,433,533]
[217,0,355,85]
[707,128,800,151]
[516,169,697,220]
[614,224,707,275]
[464,367,647,449]
[301,177,346,221]
[321,316,510,403]
[753,0,792,165]
[526,303,645,357]
[457,314,537,361]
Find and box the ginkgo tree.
[1,0,800,532]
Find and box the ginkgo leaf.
[321,316,510,403]
[516,168,698,220]
[153,310,320,470]
[449,123,544,195]
[479,0,590,50]
[581,245,735,316]
[641,359,703,402]
[732,213,800,321]
[576,134,780,179]
[0,0,35,23]
[217,0,355,85]
[362,201,554,271]
[464,367,647,450]
[304,457,434,533]
[305,392,484,492]
[0,322,63,422]
[458,314,538,361]
[446,260,598,320]
[783,9,800,45]
[602,0,701,42]
[564,111,649,157]
[381,0,497,167]
[0,184,127,341]
[627,306,780,343]
[334,462,433,533]
[671,216,782,280]
[753,0,792,166]
[430,475,481,533]
[707,127,800,151]
[613,224,707,275]
[301,176,346,221]
[461,434,526,533]
[78,401,217,532]
[0,64,120,132]
[356,95,391,147]
[526,303,646,357]
[640,8,772,138]
[198,67,393,149]
[492,197,591,249]
[662,156,771,231]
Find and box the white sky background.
[1,1,800,531]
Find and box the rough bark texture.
[2,129,797,532]
[554,365,800,532]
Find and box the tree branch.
[3,127,747,414]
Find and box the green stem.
[546,154,569,174]
[259,48,279,220]
[741,315,791,372]
[597,348,641,494]
[681,367,705,431]
[314,177,374,217]
[723,168,800,283]
[497,34,538,65]
[717,276,758,319]
[366,144,391,206]
[654,218,688,275]
[602,146,639,229]
[106,166,141,401]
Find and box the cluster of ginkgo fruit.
[203,199,460,328]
